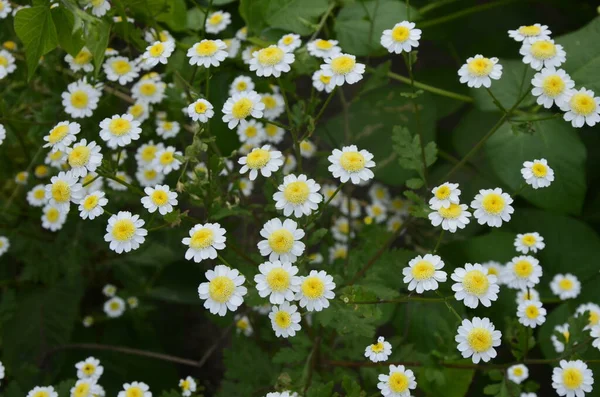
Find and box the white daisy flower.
[64,47,94,73]
[520,38,566,71]
[187,39,228,67]
[340,197,362,218]
[312,70,334,93]
[367,183,389,204]
[15,171,28,185]
[127,102,151,122]
[377,365,417,397]
[517,300,546,328]
[0,49,16,80]
[239,145,284,180]
[505,255,542,290]
[104,56,139,85]
[237,178,254,196]
[78,191,107,220]
[107,171,132,191]
[278,34,302,52]
[187,99,214,123]
[141,185,178,215]
[70,379,102,397]
[521,159,554,189]
[75,356,103,381]
[66,139,103,178]
[455,317,502,364]
[156,120,180,139]
[552,360,594,397]
[577,303,600,330]
[380,21,422,54]
[104,296,126,318]
[273,174,322,218]
[236,26,248,41]
[283,154,297,174]
[429,182,460,209]
[43,121,80,152]
[135,141,164,167]
[254,261,301,304]
[481,261,505,284]
[550,273,581,300]
[365,336,392,363]
[508,24,551,44]
[103,284,117,297]
[153,146,182,174]
[403,254,447,294]
[224,38,241,58]
[222,90,265,129]
[560,87,600,128]
[237,119,265,145]
[26,387,58,397]
[531,67,574,108]
[428,203,471,233]
[0,236,9,257]
[182,223,226,262]
[331,217,353,242]
[179,377,197,397]
[515,232,546,254]
[387,215,404,232]
[309,252,323,264]
[45,149,67,168]
[0,1,13,19]
[321,184,343,207]
[299,140,317,159]
[552,323,570,353]
[27,184,48,207]
[329,243,348,262]
[458,55,503,88]
[260,92,285,120]
[125,296,138,309]
[516,288,540,305]
[45,171,84,212]
[143,40,175,67]
[321,53,365,86]
[258,218,305,263]
[241,45,261,64]
[34,165,50,179]
[229,75,254,96]
[118,382,151,397]
[198,264,247,316]
[451,263,499,309]
[104,211,147,254]
[85,0,110,16]
[390,196,408,215]
[307,39,341,59]
[41,204,67,231]
[591,325,600,351]
[62,78,102,119]
[366,201,388,223]
[249,45,295,78]
[328,145,375,184]
[508,364,529,384]
[471,188,514,227]
[131,78,166,104]
[205,10,231,34]
[269,302,302,338]
[234,314,253,336]
[295,270,335,312]
[99,114,142,149]
[0,123,5,145]
[144,29,174,44]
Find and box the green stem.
[217,253,233,268]
[258,118,290,131]
[314,87,337,125]
[433,230,445,253]
[418,0,519,28]
[201,0,213,38]
[308,3,336,42]
[304,183,344,229]
[385,71,473,103]
[100,173,144,196]
[485,87,507,113]
[436,291,462,323]
[82,174,100,187]
[418,0,462,14]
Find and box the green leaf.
[85,20,111,77]
[557,16,600,92]
[51,7,85,56]
[14,6,59,80]
[335,0,419,56]
[156,0,187,32]
[306,381,334,397]
[406,178,424,189]
[239,0,329,36]
[484,118,586,215]
[418,367,475,397]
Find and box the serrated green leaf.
[85,20,111,77]
[51,7,85,57]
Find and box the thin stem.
[258,118,290,131]
[436,290,463,322]
[217,253,233,268]
[433,230,445,253]
[82,174,100,187]
[485,87,507,113]
[100,173,144,196]
[309,3,336,42]
[385,71,473,103]
[304,183,344,229]
[418,0,519,28]
[418,0,462,14]
[511,113,561,123]
[201,0,213,38]
[348,296,447,305]
[314,88,337,124]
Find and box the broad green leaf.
[51,7,85,56]
[240,0,329,36]
[85,20,111,77]
[14,6,59,80]
[156,0,187,32]
[335,0,418,56]
[239,0,269,35]
[418,367,475,397]
[557,16,600,92]
[485,118,586,215]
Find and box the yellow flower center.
[109,118,132,136]
[283,181,310,204]
[589,311,599,326]
[51,180,71,202]
[244,125,258,138]
[236,319,248,330]
[46,208,60,222]
[525,304,539,319]
[463,270,489,295]
[559,278,573,291]
[266,268,290,292]
[315,39,333,50]
[467,327,493,352]
[34,188,46,200]
[82,363,96,375]
[158,31,169,42]
[371,341,385,353]
[487,267,498,276]
[563,330,570,342]
[274,311,291,328]
[530,40,556,59]
[112,219,136,241]
[435,185,451,200]
[246,149,271,169]
[140,83,157,96]
[48,125,70,144]
[149,42,164,57]
[190,228,214,249]
[196,40,219,56]
[49,151,64,161]
[300,141,312,151]
[541,75,565,97]
[330,55,356,75]
[482,193,505,215]
[265,125,278,137]
[519,25,541,36]
[0,56,8,67]
[282,36,294,45]
[71,90,89,108]
[144,169,157,180]
[570,93,596,116]
[268,229,294,253]
[68,145,91,167]
[159,151,174,165]
[141,146,157,162]
[513,367,524,376]
[74,383,90,397]
[562,368,584,389]
[340,151,365,172]
[208,276,235,303]
[319,74,332,84]
[35,165,49,177]
[129,104,144,118]
[412,260,435,280]
[514,260,533,278]
[91,0,104,7]
[208,13,223,25]
[262,95,277,109]
[231,98,254,119]
[125,386,143,397]
[151,189,168,206]
[391,25,410,42]
[467,58,494,77]
[236,81,248,91]
[74,50,92,65]
[194,101,208,114]
[531,162,548,177]
[333,247,347,259]
[257,47,285,66]
[2,41,16,50]
[388,372,409,393]
[301,276,325,299]
[112,60,132,75]
[83,195,99,211]
[438,203,462,219]
[33,392,50,397]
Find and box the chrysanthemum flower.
[329,243,348,262]
[27,184,48,207]
[377,365,417,397]
[198,265,247,316]
[41,204,67,231]
[127,296,139,309]
[481,261,505,284]
[273,174,322,218]
[237,119,265,146]
[187,39,228,67]
[205,11,231,34]
[156,120,180,139]
[43,121,80,152]
[550,273,581,300]
[0,236,9,257]
[62,78,102,119]
[99,114,142,149]
[278,34,302,52]
[458,55,503,88]
[516,288,540,305]
[67,139,103,178]
[234,314,253,336]
[328,145,375,184]
[75,356,104,381]
[118,382,151,397]
[505,255,542,289]
[179,376,197,397]
[143,40,175,67]
[591,325,600,351]
[508,24,551,44]
[429,182,461,209]
[153,146,182,174]
[321,53,365,86]
[380,21,422,54]
[103,56,139,85]
[103,284,117,297]
[428,203,471,232]
[531,67,574,108]
[521,159,554,189]
[577,303,600,330]
[224,38,241,58]
[331,217,353,242]
[141,185,178,215]
[187,99,214,123]
[182,223,226,262]
[71,379,101,397]
[239,145,284,180]
[144,28,174,44]
[517,300,546,328]
[295,270,335,312]
[85,0,110,16]
[508,364,529,384]
[45,171,83,212]
[104,296,126,318]
[471,188,514,227]
[65,47,94,73]
[0,49,16,79]
[307,39,341,59]
[520,38,566,71]
[26,386,58,397]
[260,92,285,120]
[560,87,600,128]
[455,317,502,363]
[312,70,334,93]
[515,232,546,254]
[552,360,594,397]
[269,302,302,338]
[222,91,265,129]
[229,75,255,96]
[365,336,392,363]
[366,201,388,223]
[254,261,301,304]
[78,191,107,220]
[104,211,147,254]
[258,218,305,263]
[249,45,295,78]
[451,263,499,308]
[552,323,570,353]
[0,1,12,20]
[0,123,5,146]
[131,78,166,104]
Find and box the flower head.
[99,114,142,149]
[458,55,503,88]
[521,159,554,189]
[104,56,139,85]
[550,273,581,300]
[239,145,284,180]
[205,11,231,34]
[250,45,295,78]
[517,300,546,328]
[428,203,471,233]
[222,91,265,129]
[258,218,305,263]
[104,296,126,318]
[198,265,247,316]
[141,185,178,215]
[75,357,104,380]
[455,317,502,363]
[295,270,335,312]
[560,87,600,128]
[117,382,151,397]
[365,336,392,363]
[377,365,417,397]
[321,53,365,86]
[429,182,461,209]
[508,364,529,384]
[552,360,594,397]
[531,67,574,108]
[78,191,108,220]
[471,188,514,227]
[380,21,422,54]
[505,255,542,290]
[187,39,228,67]
[403,254,447,294]
[520,38,566,71]
[269,302,302,338]
[273,174,322,218]
[451,263,499,308]
[182,223,226,262]
[307,39,341,59]
[254,261,301,304]
[328,145,375,184]
[508,24,551,44]
[104,211,147,254]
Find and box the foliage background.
[1,0,600,396]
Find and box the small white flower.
[340,197,362,218]
[15,171,28,185]
[236,178,254,196]
[560,87,600,128]
[27,184,48,207]
[237,119,265,146]
[481,261,505,284]
[428,203,471,233]
[104,56,139,85]
[71,379,100,397]
[505,255,542,290]
[366,201,387,223]
[377,364,417,397]
[260,92,285,120]
[131,78,166,104]
[65,47,94,73]
[520,38,566,71]
[552,360,594,397]
[239,145,284,180]
[118,382,151,397]
[387,215,404,232]
[507,364,529,384]
[517,300,546,328]
[331,217,353,242]
[458,55,503,88]
[471,188,514,227]
[521,159,554,189]
[224,38,241,58]
[516,288,540,305]
[380,21,422,54]
[187,99,214,123]
[576,303,600,330]
[107,171,132,191]
[508,24,551,44]
[141,185,178,215]
[307,39,341,59]
[144,29,174,44]
[321,53,365,86]
[258,218,305,263]
[234,314,253,336]
[156,120,180,139]
[79,191,108,220]
[127,102,151,122]
[0,123,5,146]
[269,302,302,338]
[222,91,265,129]
[41,204,68,231]
[254,261,301,304]
[198,264,247,316]
[27,387,58,397]
[309,252,323,264]
[0,49,16,80]
[99,114,142,149]
[249,45,295,78]
[236,26,248,41]
[591,325,600,352]
[531,68,574,108]
[365,336,392,363]
[66,139,103,178]
[328,145,375,184]
[403,254,447,294]
[45,171,84,212]
[85,0,110,16]
[104,296,126,318]
[242,45,261,64]
[273,174,322,218]
[514,231,546,254]
[0,236,9,257]
[321,184,343,207]
[550,274,581,300]
[127,296,139,309]
[104,211,147,254]
[179,376,197,397]
[0,1,13,20]
[229,75,255,96]
[187,39,228,67]
[143,40,175,67]
[552,323,570,353]
[283,154,297,174]
[75,356,104,380]
[429,182,461,209]
[182,223,226,262]
[451,263,499,308]
[103,284,117,297]
[278,34,302,52]
[43,121,80,152]
[312,69,335,93]
[368,183,390,203]
[135,141,165,167]
[329,243,348,262]
[205,11,231,34]
[455,317,502,364]
[153,146,182,174]
[62,78,102,119]
[295,270,335,312]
